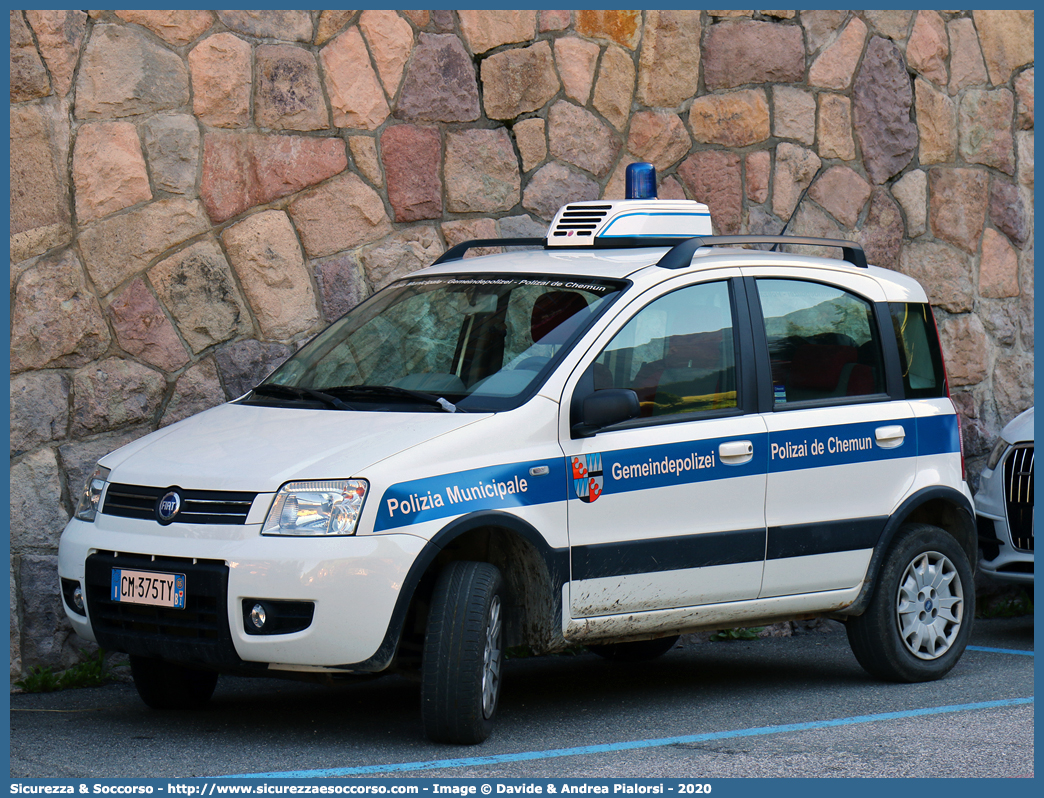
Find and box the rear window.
[889,302,947,399]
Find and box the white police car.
[59,164,976,744]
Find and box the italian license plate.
[111,568,186,609]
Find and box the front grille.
[102,483,257,525]
[1004,444,1034,552]
[85,551,240,667]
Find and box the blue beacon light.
[625,162,657,200]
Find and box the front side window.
[253,274,625,412]
[587,280,737,418]
[757,279,885,406]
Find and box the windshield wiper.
[251,384,357,411]
[326,385,458,413]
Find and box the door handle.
[719,440,754,464]
[875,425,906,449]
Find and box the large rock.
[107,278,190,372]
[915,79,957,165]
[58,429,150,516]
[857,189,904,269]
[808,17,866,90]
[800,10,850,55]
[381,125,442,222]
[772,143,821,222]
[149,239,252,353]
[979,229,1020,299]
[627,111,691,171]
[359,10,415,100]
[1014,68,1034,130]
[321,27,390,130]
[688,89,770,147]
[555,37,599,105]
[522,163,599,221]
[313,253,369,322]
[899,240,974,313]
[142,114,200,196]
[11,373,70,456]
[1016,131,1033,189]
[936,314,989,387]
[397,33,480,123]
[215,10,312,42]
[637,10,701,108]
[458,10,535,54]
[808,166,871,228]
[773,86,815,145]
[593,45,636,131]
[989,179,1030,248]
[255,45,329,131]
[72,121,152,224]
[78,198,210,295]
[359,227,445,291]
[114,10,214,46]
[442,219,501,258]
[72,358,167,436]
[19,555,82,671]
[863,11,914,42]
[215,340,294,399]
[514,118,547,172]
[853,37,917,184]
[906,11,948,86]
[349,136,383,187]
[222,211,321,340]
[929,168,988,255]
[993,352,1034,425]
[316,11,356,46]
[702,20,804,90]
[958,90,1015,175]
[199,132,347,223]
[288,171,393,258]
[10,11,51,102]
[24,10,87,97]
[817,93,855,160]
[973,10,1035,85]
[160,359,226,428]
[678,150,743,235]
[745,151,771,204]
[575,10,642,50]
[548,101,619,178]
[947,17,988,96]
[74,25,189,119]
[189,33,252,128]
[10,100,72,263]
[10,452,68,550]
[445,129,520,214]
[10,250,110,373]
[892,170,927,238]
[481,41,560,121]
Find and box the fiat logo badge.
[156,489,182,525]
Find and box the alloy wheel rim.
[896,550,964,660]
[481,595,502,719]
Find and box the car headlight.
[74,465,110,522]
[262,480,368,536]
[986,438,1009,471]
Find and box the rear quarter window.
[889,302,947,399]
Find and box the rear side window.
[756,279,885,406]
[889,302,947,398]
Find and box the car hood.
[99,402,488,492]
[1002,407,1034,446]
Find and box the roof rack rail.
[656,236,868,270]
[432,237,546,265]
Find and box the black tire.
[421,561,504,745]
[588,635,679,662]
[129,656,219,710]
[846,523,975,682]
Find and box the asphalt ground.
[9,616,1033,779]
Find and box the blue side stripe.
[224,696,1033,778]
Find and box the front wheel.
[129,656,219,709]
[421,561,505,744]
[846,523,974,682]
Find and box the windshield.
[251,273,626,412]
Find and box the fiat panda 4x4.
[59,164,975,744]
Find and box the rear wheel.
[421,561,504,744]
[588,635,679,662]
[129,656,218,710]
[847,524,974,682]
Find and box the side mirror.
[581,389,640,430]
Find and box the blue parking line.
[225,696,1034,779]
[967,645,1034,656]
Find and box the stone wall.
[8,10,1034,678]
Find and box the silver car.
[976,407,1034,584]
